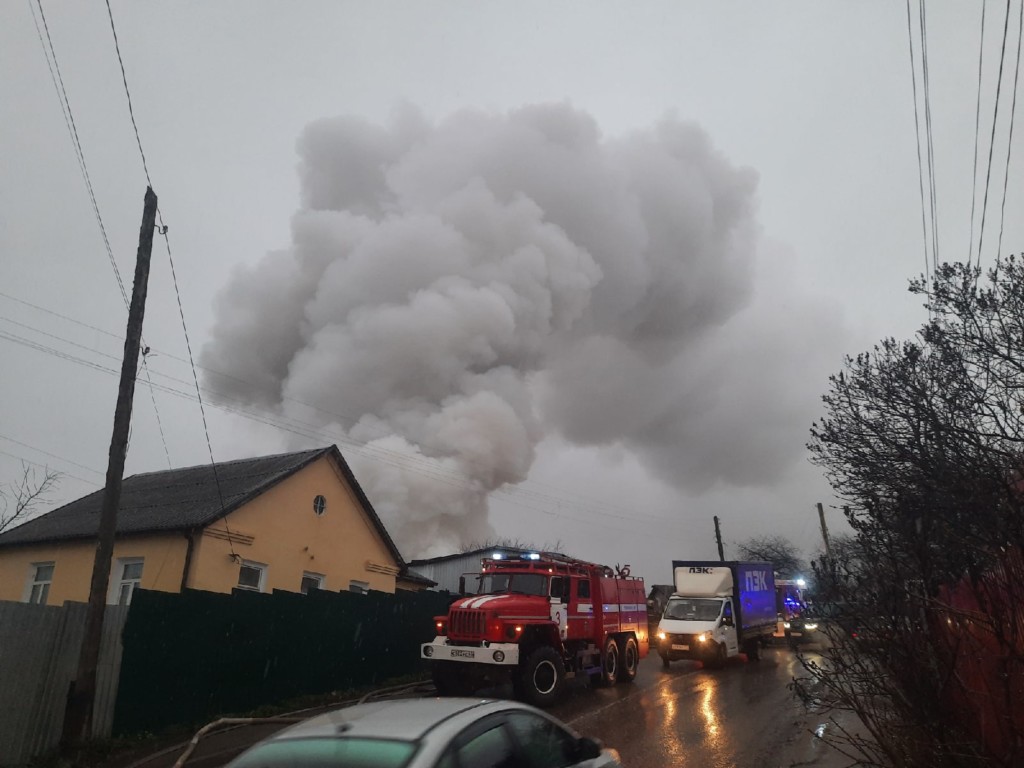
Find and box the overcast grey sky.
[1,2,1021,583]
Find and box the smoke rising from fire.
[201,103,835,557]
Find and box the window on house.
[237,561,267,592]
[312,494,327,516]
[301,572,324,594]
[111,558,144,606]
[27,562,54,605]
[349,579,370,595]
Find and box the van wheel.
[705,642,727,669]
[601,637,620,685]
[518,646,565,707]
[744,639,761,661]
[618,637,639,683]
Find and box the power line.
[996,0,1023,261]
[0,433,105,479]
[103,0,152,188]
[28,1,172,468]
[29,0,128,308]
[100,0,233,535]
[905,0,932,293]
[968,1,988,266]
[919,0,940,274]
[0,449,101,489]
[977,0,1015,268]
[0,321,699,535]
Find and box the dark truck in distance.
[655,561,776,666]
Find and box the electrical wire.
[977,0,1014,269]
[995,0,1023,261]
[101,0,236,551]
[0,324,699,538]
[29,0,128,308]
[28,0,171,468]
[103,0,152,188]
[919,0,940,274]
[905,0,932,294]
[0,294,700,525]
[969,1,988,266]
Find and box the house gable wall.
[188,454,400,595]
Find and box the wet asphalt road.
[545,643,852,768]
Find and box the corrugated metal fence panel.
[0,601,65,767]
[0,601,128,768]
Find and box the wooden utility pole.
[816,502,833,561]
[713,515,725,561]
[63,187,157,747]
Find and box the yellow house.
[0,445,432,605]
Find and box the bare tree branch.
[0,463,61,533]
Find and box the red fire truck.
[421,552,648,706]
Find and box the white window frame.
[349,579,370,595]
[108,557,144,606]
[24,561,55,605]
[300,572,325,594]
[237,560,268,592]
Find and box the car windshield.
[478,572,548,596]
[230,737,416,768]
[664,597,722,621]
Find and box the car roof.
[272,697,539,743]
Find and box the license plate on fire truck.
[672,643,689,651]
[452,649,475,658]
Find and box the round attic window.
[313,495,327,516]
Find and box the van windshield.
[478,573,548,596]
[664,597,723,621]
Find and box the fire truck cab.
[421,552,648,706]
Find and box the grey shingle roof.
[0,446,406,567]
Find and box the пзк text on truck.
[655,560,776,667]
[421,552,648,706]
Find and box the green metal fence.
[112,587,454,736]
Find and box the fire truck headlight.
[493,650,505,662]
[783,622,791,629]
[435,621,445,632]
[423,646,434,657]
[805,623,818,631]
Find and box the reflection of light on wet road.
[659,686,687,763]
[699,678,722,750]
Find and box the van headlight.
[804,623,818,631]
[657,631,666,641]
[696,633,707,643]
[783,622,791,629]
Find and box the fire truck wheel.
[618,637,639,683]
[519,647,565,707]
[431,662,474,697]
[601,638,620,685]
[660,652,670,668]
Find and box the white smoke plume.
[201,103,820,558]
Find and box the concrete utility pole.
[817,502,833,561]
[63,187,157,747]
[714,515,725,561]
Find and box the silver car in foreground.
[226,697,622,768]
